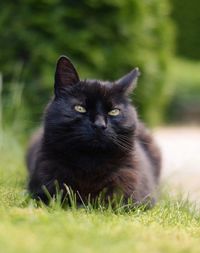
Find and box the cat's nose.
[93,115,107,130]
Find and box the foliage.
[0,0,174,126]
[167,58,200,123]
[171,0,200,60]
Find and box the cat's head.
[44,56,140,154]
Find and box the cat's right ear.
[54,56,80,96]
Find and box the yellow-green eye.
[108,108,120,116]
[74,105,86,113]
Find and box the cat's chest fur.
[44,150,130,196]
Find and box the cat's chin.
[85,142,110,150]
[76,139,117,153]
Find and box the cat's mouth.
[91,134,105,144]
[84,132,116,151]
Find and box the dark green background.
[0,0,199,129]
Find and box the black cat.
[26,56,161,206]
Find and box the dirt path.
[154,126,200,202]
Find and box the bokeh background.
[0,3,200,252]
[0,0,199,135]
[0,0,200,199]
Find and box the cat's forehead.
[68,79,127,107]
[74,80,115,98]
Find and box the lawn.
[0,130,200,253]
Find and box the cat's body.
[26,56,161,205]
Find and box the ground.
[155,126,200,202]
[0,127,200,253]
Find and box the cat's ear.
[54,56,80,96]
[115,68,140,94]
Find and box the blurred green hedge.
[0,0,174,127]
[171,0,200,60]
[167,58,200,123]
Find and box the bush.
[171,0,200,60]
[0,0,174,127]
[167,58,200,123]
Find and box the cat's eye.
[74,105,86,113]
[108,108,120,116]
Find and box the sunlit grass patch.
[0,129,200,253]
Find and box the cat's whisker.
[108,135,133,152]
[114,141,132,152]
[117,137,132,146]
[117,134,133,141]
[116,137,133,149]
[27,56,161,207]
[111,134,133,147]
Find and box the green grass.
[1,129,200,253]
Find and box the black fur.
[26,56,161,205]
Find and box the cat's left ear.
[115,68,140,94]
[54,56,80,96]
